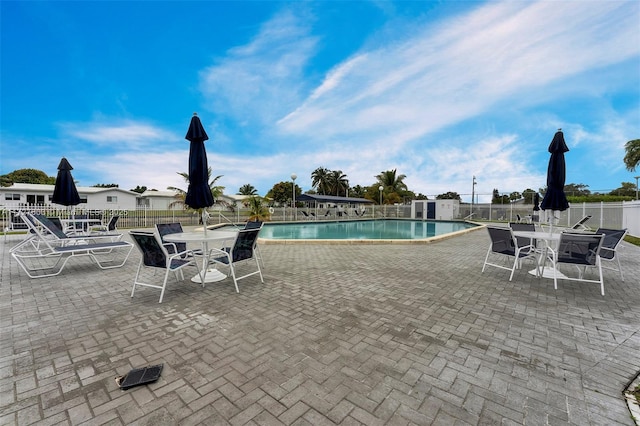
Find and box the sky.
[1,1,639,203]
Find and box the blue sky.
[1,1,639,203]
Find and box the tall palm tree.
[624,139,640,172]
[311,167,331,195]
[246,196,271,222]
[375,169,408,205]
[328,170,349,196]
[237,184,258,196]
[376,169,407,193]
[167,167,225,210]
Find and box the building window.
[107,196,117,203]
[5,193,20,201]
[79,197,88,204]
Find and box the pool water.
[259,220,476,240]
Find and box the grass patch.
[625,235,640,247]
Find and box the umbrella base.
[191,268,227,283]
[528,268,568,279]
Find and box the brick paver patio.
[1,227,639,425]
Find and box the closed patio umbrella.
[540,129,569,228]
[52,157,81,231]
[52,157,81,207]
[184,113,214,232]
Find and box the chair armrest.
[163,242,179,254]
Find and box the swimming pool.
[258,219,478,242]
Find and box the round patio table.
[164,230,238,283]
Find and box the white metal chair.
[541,231,605,295]
[129,231,203,303]
[11,212,133,278]
[595,228,627,281]
[89,215,119,234]
[570,215,592,231]
[482,226,538,281]
[208,228,263,293]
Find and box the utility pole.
[471,176,477,217]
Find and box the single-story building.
[0,183,140,211]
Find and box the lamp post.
[635,176,639,200]
[379,185,384,217]
[471,176,477,217]
[291,173,297,221]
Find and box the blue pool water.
[259,220,477,240]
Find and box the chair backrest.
[508,222,535,248]
[244,221,263,230]
[571,215,592,229]
[107,215,119,231]
[595,228,627,260]
[130,231,168,268]
[486,227,517,256]
[30,213,69,239]
[557,232,603,266]
[230,228,261,263]
[156,223,186,252]
[47,217,64,232]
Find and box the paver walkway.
[1,228,639,425]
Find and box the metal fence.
[2,202,637,236]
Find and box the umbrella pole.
[202,209,208,235]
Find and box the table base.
[528,268,568,279]
[192,268,227,283]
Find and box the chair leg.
[481,247,491,273]
[132,261,143,298]
[159,270,171,303]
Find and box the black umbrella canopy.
[52,157,81,206]
[533,193,540,211]
[184,113,214,209]
[540,129,569,213]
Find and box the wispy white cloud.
[278,1,638,145]
[199,8,318,126]
[59,120,178,150]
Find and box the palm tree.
[246,196,271,222]
[328,170,349,196]
[237,184,258,196]
[167,167,225,210]
[376,169,408,205]
[311,167,331,195]
[624,139,640,172]
[376,169,407,193]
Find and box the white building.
[0,183,140,210]
[411,199,459,220]
[1,183,254,212]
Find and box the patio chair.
[208,228,263,293]
[89,215,119,234]
[300,211,311,220]
[11,213,133,278]
[482,226,538,281]
[156,222,186,252]
[541,231,605,295]
[570,215,592,231]
[594,228,627,281]
[28,213,122,244]
[243,221,264,267]
[244,221,263,230]
[508,222,537,251]
[129,231,203,303]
